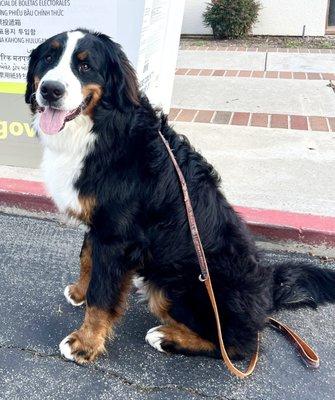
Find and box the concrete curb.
[235,206,335,247]
[1,178,334,246]
[0,178,56,213]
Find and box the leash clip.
[198,273,207,282]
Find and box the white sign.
[0,0,185,109]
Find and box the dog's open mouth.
[38,94,92,135]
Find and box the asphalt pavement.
[1,212,335,400]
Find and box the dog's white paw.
[64,285,85,307]
[145,326,166,353]
[133,275,149,302]
[133,275,144,289]
[59,336,74,361]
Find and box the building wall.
[182,0,212,35]
[182,0,329,36]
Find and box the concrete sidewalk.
[177,50,335,73]
[172,75,335,115]
[174,122,335,217]
[1,213,335,400]
[0,165,42,182]
[177,50,267,70]
[169,47,335,225]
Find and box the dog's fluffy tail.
[273,262,335,310]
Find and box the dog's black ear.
[97,34,140,109]
[25,47,40,104]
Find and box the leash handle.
[268,318,320,368]
[158,131,259,378]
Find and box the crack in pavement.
[0,343,60,359]
[0,344,230,400]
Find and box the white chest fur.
[34,115,95,214]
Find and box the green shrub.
[203,0,261,39]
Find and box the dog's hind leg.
[64,233,92,306]
[145,323,219,358]
[142,281,219,357]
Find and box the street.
[1,212,335,400]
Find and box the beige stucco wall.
[182,0,212,35]
[182,0,329,36]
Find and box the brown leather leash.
[158,130,320,378]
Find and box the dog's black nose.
[40,81,65,102]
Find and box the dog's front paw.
[64,284,86,306]
[59,329,106,364]
[145,326,166,353]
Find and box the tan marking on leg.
[62,306,112,364]
[160,323,216,352]
[143,282,214,353]
[146,283,172,323]
[82,84,103,116]
[67,238,92,304]
[63,272,134,364]
[67,195,96,225]
[110,271,134,322]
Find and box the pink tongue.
[39,108,69,135]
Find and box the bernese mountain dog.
[25,29,335,365]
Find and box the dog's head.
[26,29,139,135]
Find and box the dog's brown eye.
[45,55,52,63]
[79,62,91,72]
